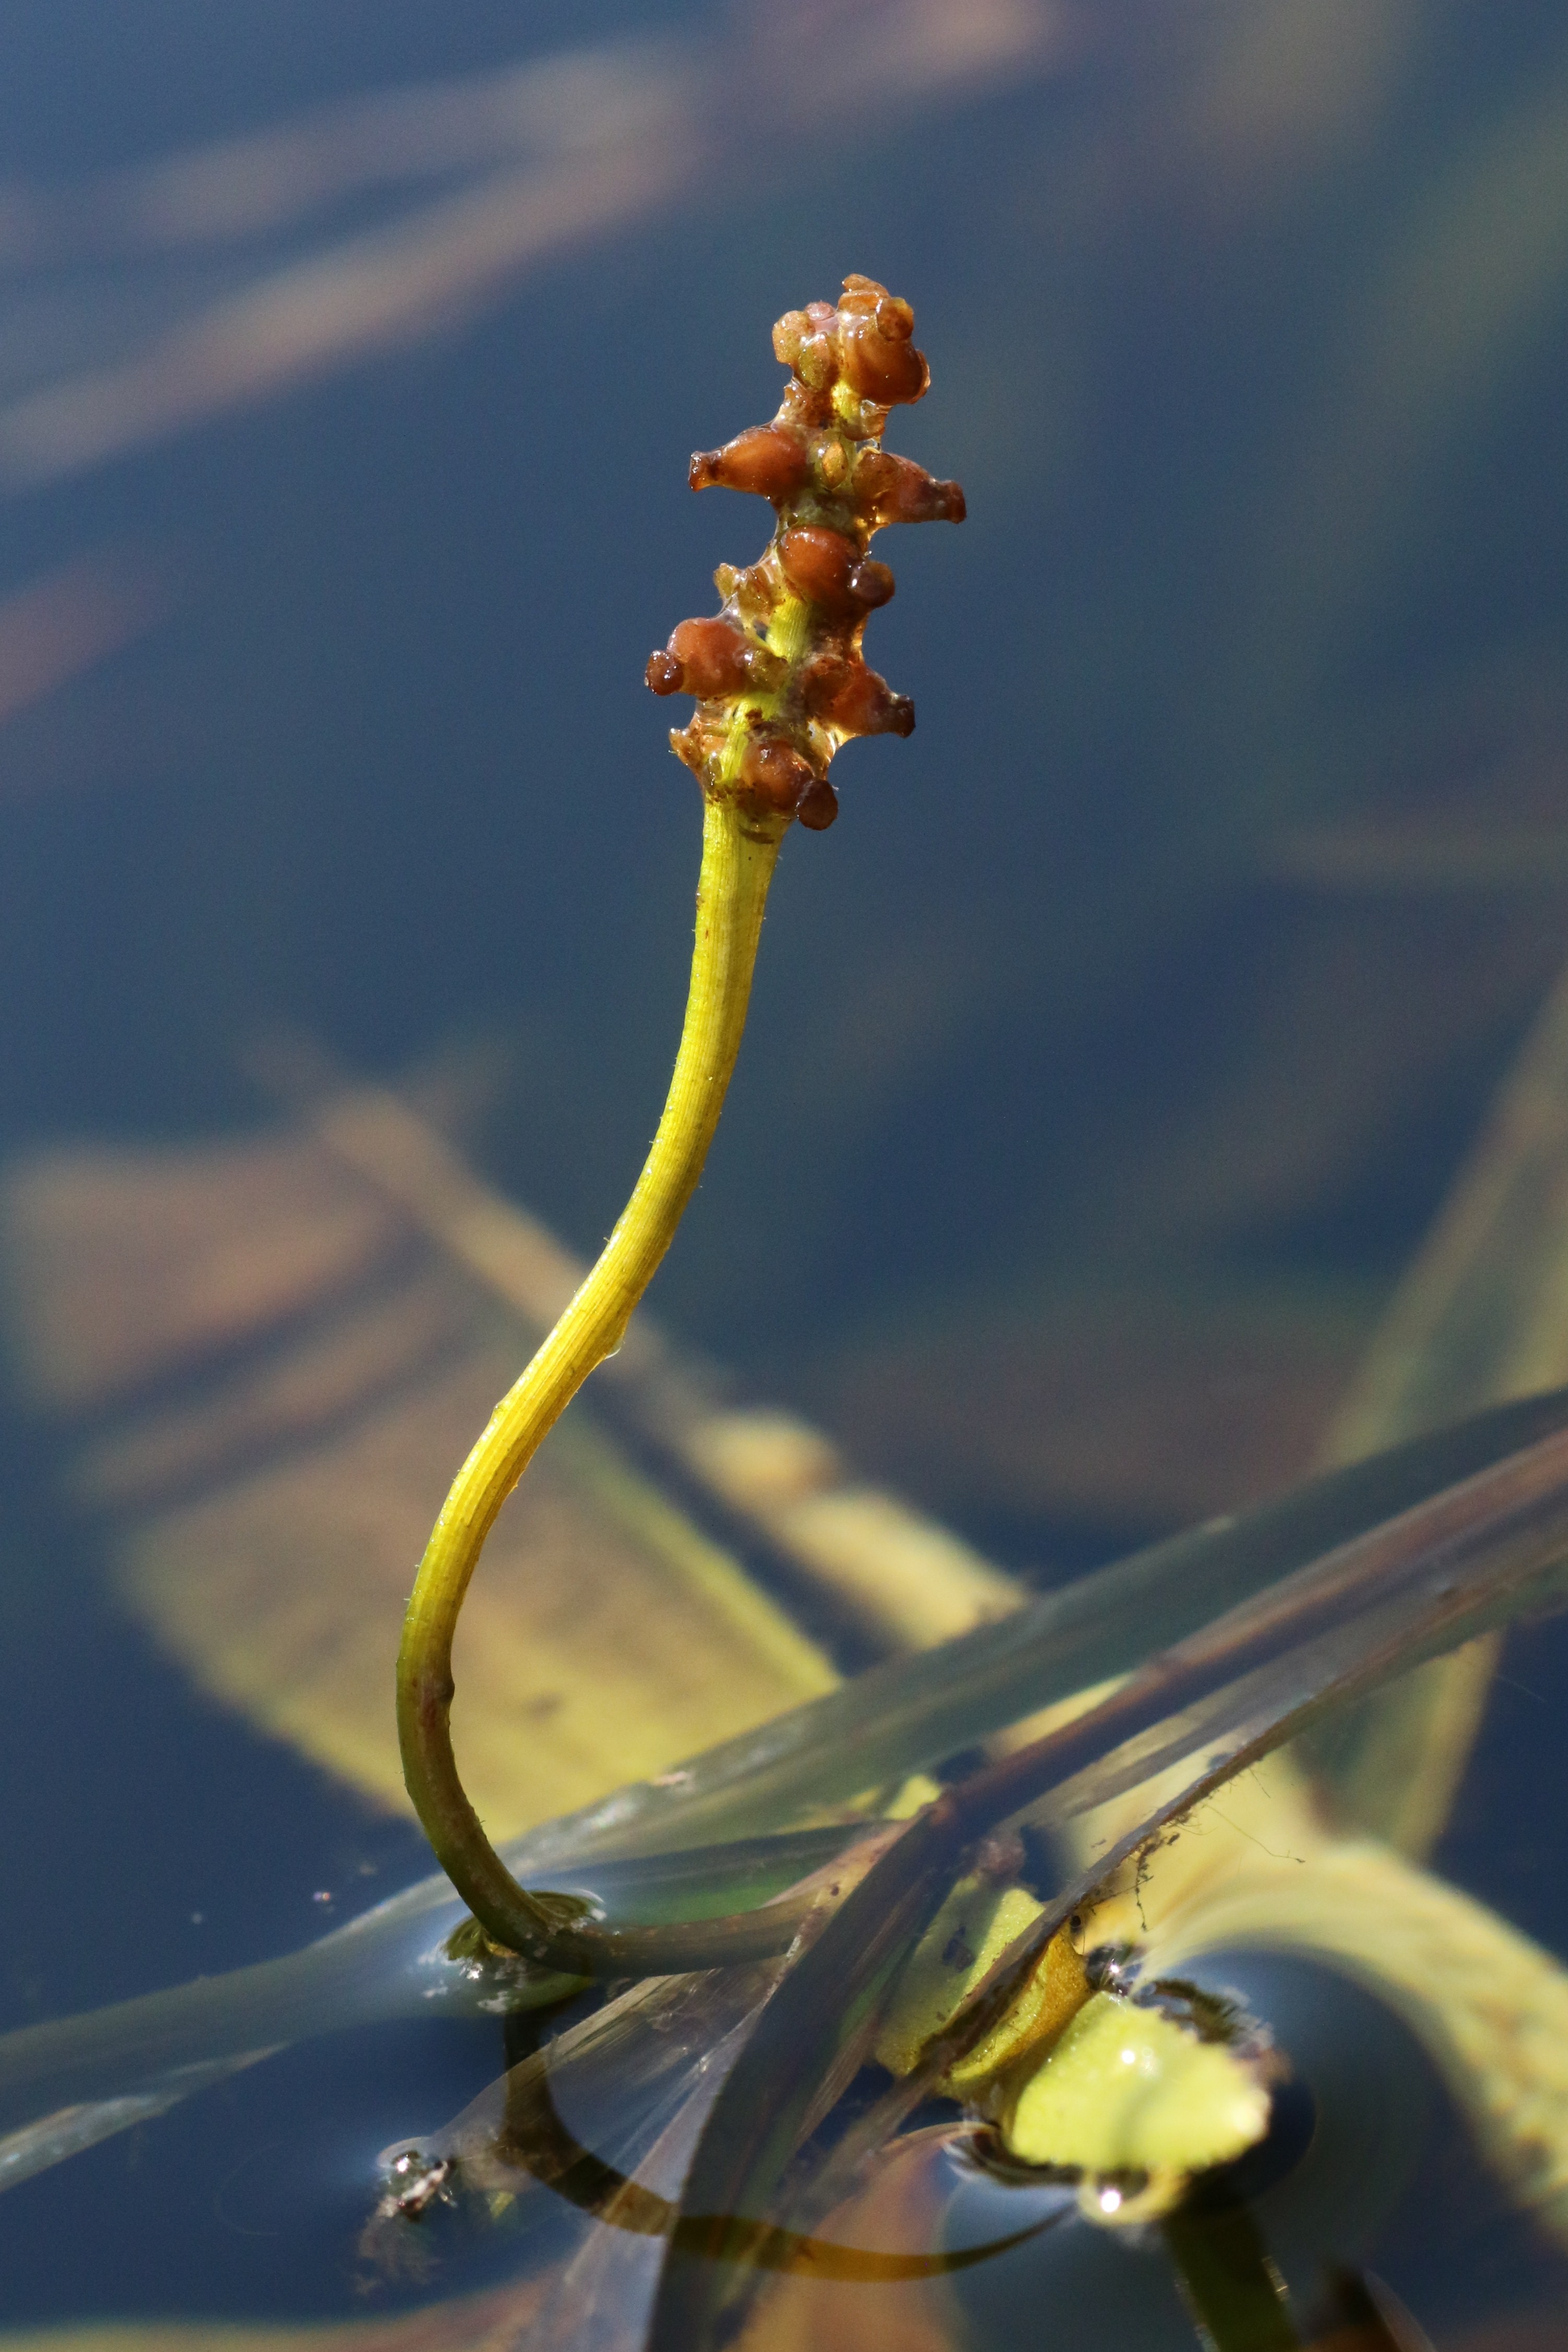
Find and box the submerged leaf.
[0,1130,837,1834]
[1308,949,1568,1854]
[0,2285,551,2352]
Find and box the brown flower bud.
[772,310,809,366]
[778,525,859,611]
[823,661,914,738]
[838,314,929,406]
[779,377,835,434]
[664,616,754,699]
[690,424,809,502]
[796,650,850,717]
[740,735,815,815]
[847,559,895,609]
[651,272,961,831]
[852,448,965,526]
[795,332,839,390]
[797,778,839,830]
[730,563,775,625]
[669,721,706,774]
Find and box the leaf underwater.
[2,1081,1562,1848]
[1043,950,1568,2254]
[0,2295,557,2352]
[9,934,1568,1856]
[0,1122,838,1837]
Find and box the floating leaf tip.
[646,274,965,832]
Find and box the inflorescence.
[397,271,963,1979]
[645,273,966,834]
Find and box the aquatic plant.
[10,1383,1568,2344]
[396,274,964,1974]
[10,271,1568,2352]
[359,274,1568,2348]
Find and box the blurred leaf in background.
[0,1108,839,1835]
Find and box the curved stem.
[398,796,798,1973]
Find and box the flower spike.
[647,274,965,834]
[398,277,961,1976]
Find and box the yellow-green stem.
[397,796,804,1973]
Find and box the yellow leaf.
[1004,1991,1270,2180]
[0,2282,545,2352]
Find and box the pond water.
[3,3,1568,2345]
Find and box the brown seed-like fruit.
[689,424,809,502]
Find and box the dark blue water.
[4,2,1568,2341]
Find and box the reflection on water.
[3,0,1568,2344]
